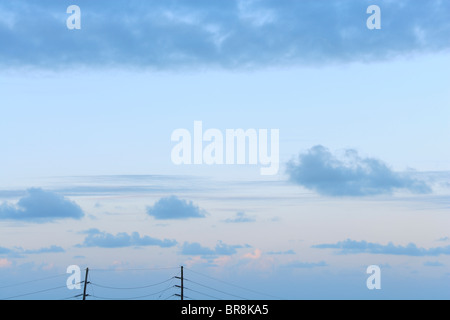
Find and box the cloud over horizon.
[146,196,206,220]
[0,245,65,258]
[0,188,84,223]
[181,241,246,256]
[224,212,255,223]
[313,239,450,256]
[21,245,65,255]
[287,146,431,196]
[284,261,328,269]
[1,0,449,69]
[267,250,295,255]
[77,229,177,248]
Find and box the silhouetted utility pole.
[82,268,89,300]
[175,266,184,300]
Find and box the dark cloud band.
[1,0,448,69]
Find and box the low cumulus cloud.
[313,239,450,256]
[77,229,177,248]
[286,146,431,196]
[224,212,255,223]
[146,196,206,220]
[0,188,84,222]
[0,0,449,69]
[181,241,246,256]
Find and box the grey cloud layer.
[287,146,431,196]
[313,239,450,256]
[1,0,449,69]
[181,241,247,256]
[77,229,177,248]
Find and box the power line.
[163,293,177,300]
[90,285,175,300]
[185,287,223,300]
[89,267,179,272]
[90,277,174,290]
[158,276,177,300]
[62,294,83,300]
[185,268,282,299]
[185,278,248,300]
[1,284,72,300]
[88,272,95,302]
[0,273,67,290]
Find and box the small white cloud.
[0,258,12,268]
[147,196,206,220]
[244,249,262,260]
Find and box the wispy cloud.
[1,0,449,69]
[267,250,295,255]
[181,241,246,256]
[284,261,328,269]
[313,239,450,256]
[224,212,255,223]
[424,261,444,267]
[0,188,84,223]
[0,245,64,257]
[77,229,177,248]
[287,146,431,196]
[21,245,65,254]
[146,196,206,220]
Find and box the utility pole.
[82,267,89,301]
[181,266,184,301]
[175,265,184,301]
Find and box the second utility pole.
[82,267,89,300]
[175,266,184,300]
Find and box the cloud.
[284,261,328,269]
[21,245,65,254]
[181,241,245,256]
[437,237,449,242]
[424,261,444,267]
[1,0,449,69]
[244,249,262,260]
[313,239,450,256]
[0,188,84,222]
[267,250,295,255]
[146,196,206,220]
[0,258,12,268]
[287,146,431,196]
[77,229,177,248]
[0,245,64,257]
[0,247,12,255]
[224,212,255,223]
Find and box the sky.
[0,0,449,300]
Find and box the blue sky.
[0,0,449,300]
